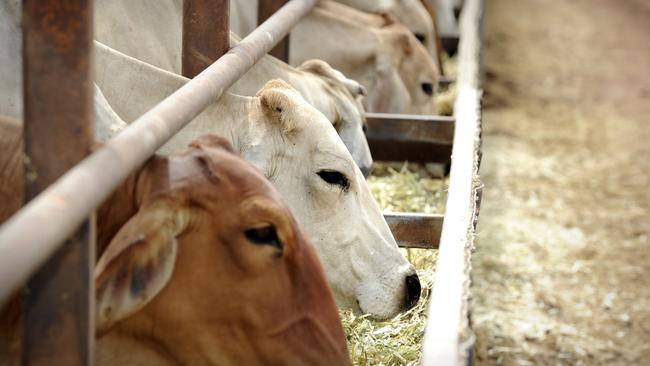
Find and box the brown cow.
[0,130,351,366]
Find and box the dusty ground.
[470,0,650,365]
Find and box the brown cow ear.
[94,201,189,333]
[256,79,301,135]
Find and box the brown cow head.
[94,135,350,365]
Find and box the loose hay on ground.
[341,163,447,365]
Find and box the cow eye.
[421,82,434,96]
[414,33,426,44]
[244,225,283,252]
[317,170,350,191]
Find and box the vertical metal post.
[182,0,230,78]
[258,0,290,62]
[21,0,95,365]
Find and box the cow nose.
[405,273,421,308]
[421,82,434,96]
[360,164,372,178]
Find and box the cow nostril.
[360,164,372,178]
[405,273,421,308]
[421,82,434,96]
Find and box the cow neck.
[96,329,179,366]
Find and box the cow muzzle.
[405,273,421,309]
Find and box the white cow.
[0,2,126,142]
[334,0,438,61]
[94,0,373,175]
[230,0,438,114]
[290,3,439,114]
[230,0,436,61]
[233,53,373,176]
[1,0,420,319]
[94,42,421,318]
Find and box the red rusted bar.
[182,0,230,78]
[0,0,318,306]
[21,0,94,365]
[258,0,289,61]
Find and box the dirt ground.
[470,0,650,365]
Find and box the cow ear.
[377,11,398,27]
[396,31,414,55]
[189,134,236,153]
[385,27,414,56]
[256,79,301,135]
[94,201,189,333]
[298,59,367,97]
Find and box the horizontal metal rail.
[438,76,455,88]
[0,0,318,305]
[365,113,454,163]
[386,213,443,249]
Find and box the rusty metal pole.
[258,0,290,62]
[182,0,230,78]
[21,0,95,365]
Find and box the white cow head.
[297,59,373,176]
[375,18,439,115]
[242,80,420,319]
[292,5,438,115]
[333,0,438,59]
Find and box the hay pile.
[442,53,458,78]
[341,163,448,365]
[434,54,459,116]
[367,163,448,215]
[435,84,457,116]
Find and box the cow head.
[242,80,420,319]
[95,135,350,365]
[296,5,437,115]
[389,0,438,58]
[379,22,439,115]
[330,0,436,58]
[298,59,373,177]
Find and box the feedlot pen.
[0,0,485,365]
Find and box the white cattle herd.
[0,0,459,364]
